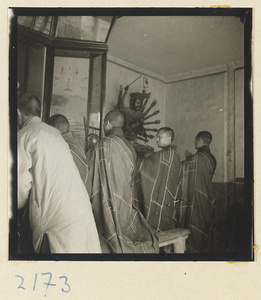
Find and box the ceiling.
[108,16,244,78]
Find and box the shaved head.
[104,110,124,135]
[195,131,213,150]
[104,110,124,128]
[156,127,174,149]
[47,114,70,134]
[18,94,41,117]
[158,127,174,142]
[196,131,212,145]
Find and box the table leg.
[173,235,189,253]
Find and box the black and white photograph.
[9,8,253,262]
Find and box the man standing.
[18,94,101,253]
[134,127,182,232]
[177,131,217,253]
[86,110,159,253]
[47,114,88,185]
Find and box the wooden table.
[158,228,191,253]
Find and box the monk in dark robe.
[47,114,88,185]
[134,127,182,233]
[86,110,159,253]
[177,131,217,253]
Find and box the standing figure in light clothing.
[18,94,101,254]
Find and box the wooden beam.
[226,62,236,183]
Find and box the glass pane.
[27,44,47,118]
[56,16,113,42]
[50,56,89,140]
[33,16,52,35]
[17,43,27,95]
[18,16,34,28]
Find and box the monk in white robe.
[18,94,101,254]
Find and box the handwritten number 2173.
[15,273,70,296]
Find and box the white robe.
[18,116,101,254]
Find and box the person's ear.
[17,109,23,121]
[106,120,111,129]
[17,109,23,129]
[17,108,21,118]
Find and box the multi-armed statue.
[116,75,161,144]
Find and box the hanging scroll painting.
[50,56,89,140]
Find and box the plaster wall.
[165,73,226,183]
[106,58,244,184]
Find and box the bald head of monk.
[156,127,174,149]
[103,110,124,136]
[18,94,41,129]
[47,114,70,135]
[195,131,212,150]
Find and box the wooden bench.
[158,228,191,253]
